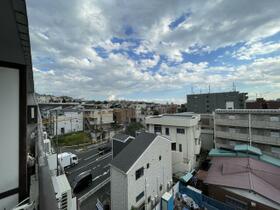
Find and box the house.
[112,134,135,158]
[145,113,201,176]
[53,109,84,135]
[214,109,280,158]
[110,133,172,210]
[203,145,280,210]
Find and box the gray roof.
[112,133,133,142]
[111,132,157,173]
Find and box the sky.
[27,0,280,104]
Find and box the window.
[135,167,144,180]
[171,143,176,151]
[159,184,163,191]
[270,116,279,122]
[176,128,185,134]
[165,127,169,135]
[159,155,162,161]
[179,144,182,152]
[146,163,150,169]
[136,191,144,202]
[271,131,280,138]
[147,196,151,203]
[154,124,162,134]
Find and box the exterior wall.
[187,91,248,113]
[0,68,20,209]
[126,136,172,210]
[208,185,278,210]
[85,109,114,126]
[114,108,136,125]
[54,111,83,135]
[214,109,280,158]
[201,130,214,151]
[246,98,280,109]
[146,114,201,174]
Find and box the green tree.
[125,122,144,137]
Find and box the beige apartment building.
[214,109,280,158]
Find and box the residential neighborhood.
[1,1,280,210]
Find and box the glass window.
[135,167,144,180]
[177,128,185,134]
[146,163,150,169]
[154,124,162,134]
[171,143,176,151]
[165,127,169,135]
[159,155,162,161]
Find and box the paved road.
[63,142,112,198]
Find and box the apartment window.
[154,124,162,134]
[165,127,170,135]
[159,155,162,161]
[135,167,144,180]
[177,128,185,134]
[136,191,144,203]
[179,144,182,152]
[146,163,150,169]
[171,143,176,151]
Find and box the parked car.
[72,170,92,194]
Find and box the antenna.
[208,84,210,93]
[232,82,236,91]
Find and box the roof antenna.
[208,84,210,93]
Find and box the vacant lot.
[57,131,91,146]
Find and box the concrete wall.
[0,68,19,209]
[54,111,83,135]
[126,136,172,210]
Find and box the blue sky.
[27,0,280,103]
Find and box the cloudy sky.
[27,0,280,103]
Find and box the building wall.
[85,109,114,125]
[54,111,83,135]
[114,108,136,125]
[214,109,280,158]
[126,136,172,210]
[187,91,247,113]
[0,68,20,209]
[146,114,201,174]
[208,185,277,210]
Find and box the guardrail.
[78,177,110,204]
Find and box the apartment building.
[113,108,136,125]
[145,113,201,175]
[214,109,280,158]
[110,133,172,210]
[200,114,214,151]
[187,91,248,113]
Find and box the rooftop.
[215,109,280,114]
[110,132,157,173]
[112,133,134,143]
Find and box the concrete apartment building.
[200,114,214,151]
[53,109,84,136]
[187,91,248,113]
[113,108,136,125]
[145,113,201,175]
[110,133,172,210]
[214,109,280,158]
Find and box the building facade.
[53,110,84,136]
[246,98,280,109]
[187,91,248,113]
[113,108,136,125]
[145,113,201,175]
[110,133,172,210]
[200,114,214,151]
[214,109,280,158]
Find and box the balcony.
[215,131,249,142]
[252,120,280,130]
[252,135,280,146]
[215,118,248,127]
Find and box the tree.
[125,122,144,137]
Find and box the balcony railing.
[215,119,280,130]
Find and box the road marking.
[67,153,112,174]
[84,151,103,161]
[103,164,110,169]
[92,169,110,182]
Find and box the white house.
[54,110,84,135]
[145,112,201,176]
[110,133,172,210]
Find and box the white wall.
[54,111,83,135]
[111,167,128,210]
[0,67,19,209]
[127,136,172,210]
[147,116,201,174]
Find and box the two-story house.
[145,113,201,176]
[110,133,172,210]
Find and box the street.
[63,142,112,199]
